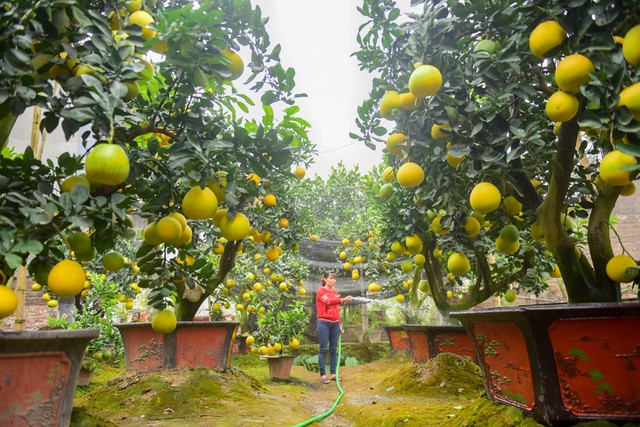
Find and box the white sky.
[254,0,385,178]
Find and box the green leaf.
[11,240,43,254]
[5,252,23,269]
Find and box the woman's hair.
[320,271,336,287]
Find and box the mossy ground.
[73,351,640,427]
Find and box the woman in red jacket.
[316,271,352,383]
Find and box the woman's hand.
[340,326,345,334]
[343,296,353,303]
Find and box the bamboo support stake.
[14,106,47,331]
[14,267,27,331]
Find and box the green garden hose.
[293,335,344,427]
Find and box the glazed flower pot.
[115,321,239,372]
[233,334,250,355]
[383,325,410,354]
[76,366,94,387]
[264,355,297,380]
[402,324,476,364]
[451,301,640,425]
[0,328,99,427]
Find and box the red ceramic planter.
[265,355,297,379]
[451,302,640,425]
[383,325,410,354]
[0,329,99,427]
[116,321,239,371]
[402,324,476,364]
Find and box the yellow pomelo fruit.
[414,254,426,266]
[382,166,395,182]
[474,39,496,53]
[504,289,517,303]
[144,222,163,246]
[503,196,523,215]
[175,225,193,247]
[246,335,255,345]
[616,82,640,120]
[263,193,277,207]
[448,253,471,274]
[129,10,156,40]
[206,172,228,202]
[61,175,90,193]
[469,182,501,214]
[0,286,18,318]
[103,251,125,272]
[606,254,638,283]
[279,218,289,228]
[499,224,520,243]
[599,151,637,186]
[620,182,636,196]
[379,90,400,120]
[169,212,188,233]
[85,144,130,186]
[265,248,280,262]
[290,338,300,349]
[138,59,155,81]
[48,260,85,297]
[446,153,465,168]
[219,49,244,80]
[123,80,139,100]
[398,92,422,110]
[405,234,422,253]
[310,234,318,241]
[464,216,481,238]
[555,54,594,93]
[550,264,562,278]
[47,300,59,308]
[409,65,443,98]
[212,208,227,227]
[396,162,425,188]
[156,216,183,244]
[446,290,453,298]
[622,25,640,67]
[182,186,218,219]
[530,221,545,242]
[495,236,521,254]
[545,91,579,122]
[395,294,405,303]
[124,0,142,13]
[386,133,408,157]
[431,123,451,140]
[529,21,566,59]
[67,231,91,254]
[431,216,449,235]
[219,212,251,241]
[294,166,306,179]
[152,310,177,334]
[75,247,96,262]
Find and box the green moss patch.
[381,352,484,399]
[75,368,265,423]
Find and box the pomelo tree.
[354,0,640,316]
[0,0,314,327]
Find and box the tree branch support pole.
[14,106,47,331]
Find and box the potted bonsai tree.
[248,292,307,380]
[353,0,640,424]
[0,0,312,423]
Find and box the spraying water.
[349,296,377,305]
